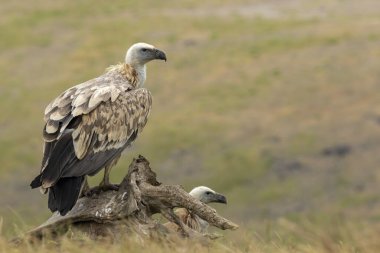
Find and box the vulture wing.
[30,67,152,214]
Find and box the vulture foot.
[83,184,120,196]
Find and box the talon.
[100,183,119,192]
[83,186,102,197]
[81,183,119,197]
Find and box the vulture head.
[125,42,167,66]
[189,186,227,204]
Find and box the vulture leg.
[99,165,119,191]
[80,177,91,197]
[81,156,121,196]
[82,166,119,196]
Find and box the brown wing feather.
[72,88,152,159]
[40,64,148,172]
[44,82,131,139]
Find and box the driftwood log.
[27,155,238,240]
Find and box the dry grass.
[1,219,380,253]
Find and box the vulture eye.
[141,48,148,52]
[206,192,211,195]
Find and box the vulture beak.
[213,193,227,204]
[154,49,167,62]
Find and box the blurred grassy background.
[1,0,380,249]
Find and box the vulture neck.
[125,60,146,88]
[133,64,146,88]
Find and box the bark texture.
[28,155,238,240]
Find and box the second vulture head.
[189,186,227,204]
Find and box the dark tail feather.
[30,174,43,188]
[41,133,75,186]
[48,176,84,215]
[30,134,73,190]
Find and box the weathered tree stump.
[27,155,238,240]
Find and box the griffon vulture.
[30,42,167,215]
[164,186,227,233]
